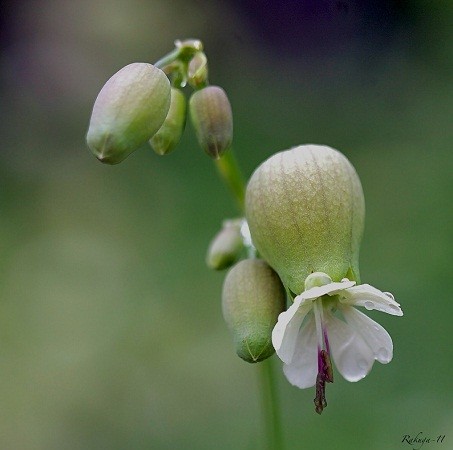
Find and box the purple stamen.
[322,329,333,383]
[314,349,334,414]
[317,345,323,372]
[313,301,334,414]
[314,372,326,414]
[314,328,334,414]
[321,349,334,384]
[323,328,331,355]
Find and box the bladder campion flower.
[245,145,403,413]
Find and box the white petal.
[272,297,312,364]
[340,284,403,316]
[282,316,318,388]
[341,306,393,364]
[325,312,374,382]
[298,280,356,301]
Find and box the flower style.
[272,272,403,414]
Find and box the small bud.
[245,145,365,295]
[206,219,243,270]
[222,259,286,363]
[188,52,208,88]
[175,39,203,54]
[189,86,233,159]
[150,88,186,155]
[304,272,332,290]
[87,63,170,164]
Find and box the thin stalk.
[154,40,284,448]
[214,149,246,213]
[259,357,285,450]
[154,47,181,70]
[154,40,202,72]
[213,148,284,449]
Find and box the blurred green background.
[1,1,452,449]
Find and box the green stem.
[260,357,285,450]
[154,37,285,450]
[154,40,202,72]
[214,149,246,213]
[214,149,284,449]
[154,47,181,70]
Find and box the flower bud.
[189,86,233,159]
[222,259,286,363]
[175,39,203,56]
[245,145,365,295]
[150,87,186,155]
[87,63,170,164]
[206,219,243,270]
[188,52,208,88]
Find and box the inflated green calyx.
[245,145,365,295]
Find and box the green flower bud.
[245,145,365,295]
[222,259,286,363]
[189,86,233,159]
[304,272,332,290]
[174,39,203,57]
[150,87,186,155]
[188,52,208,88]
[87,63,171,164]
[206,219,243,270]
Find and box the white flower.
[271,272,403,414]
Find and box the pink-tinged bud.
[87,63,170,164]
[189,86,233,159]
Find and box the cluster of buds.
[87,39,403,416]
[86,39,233,164]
